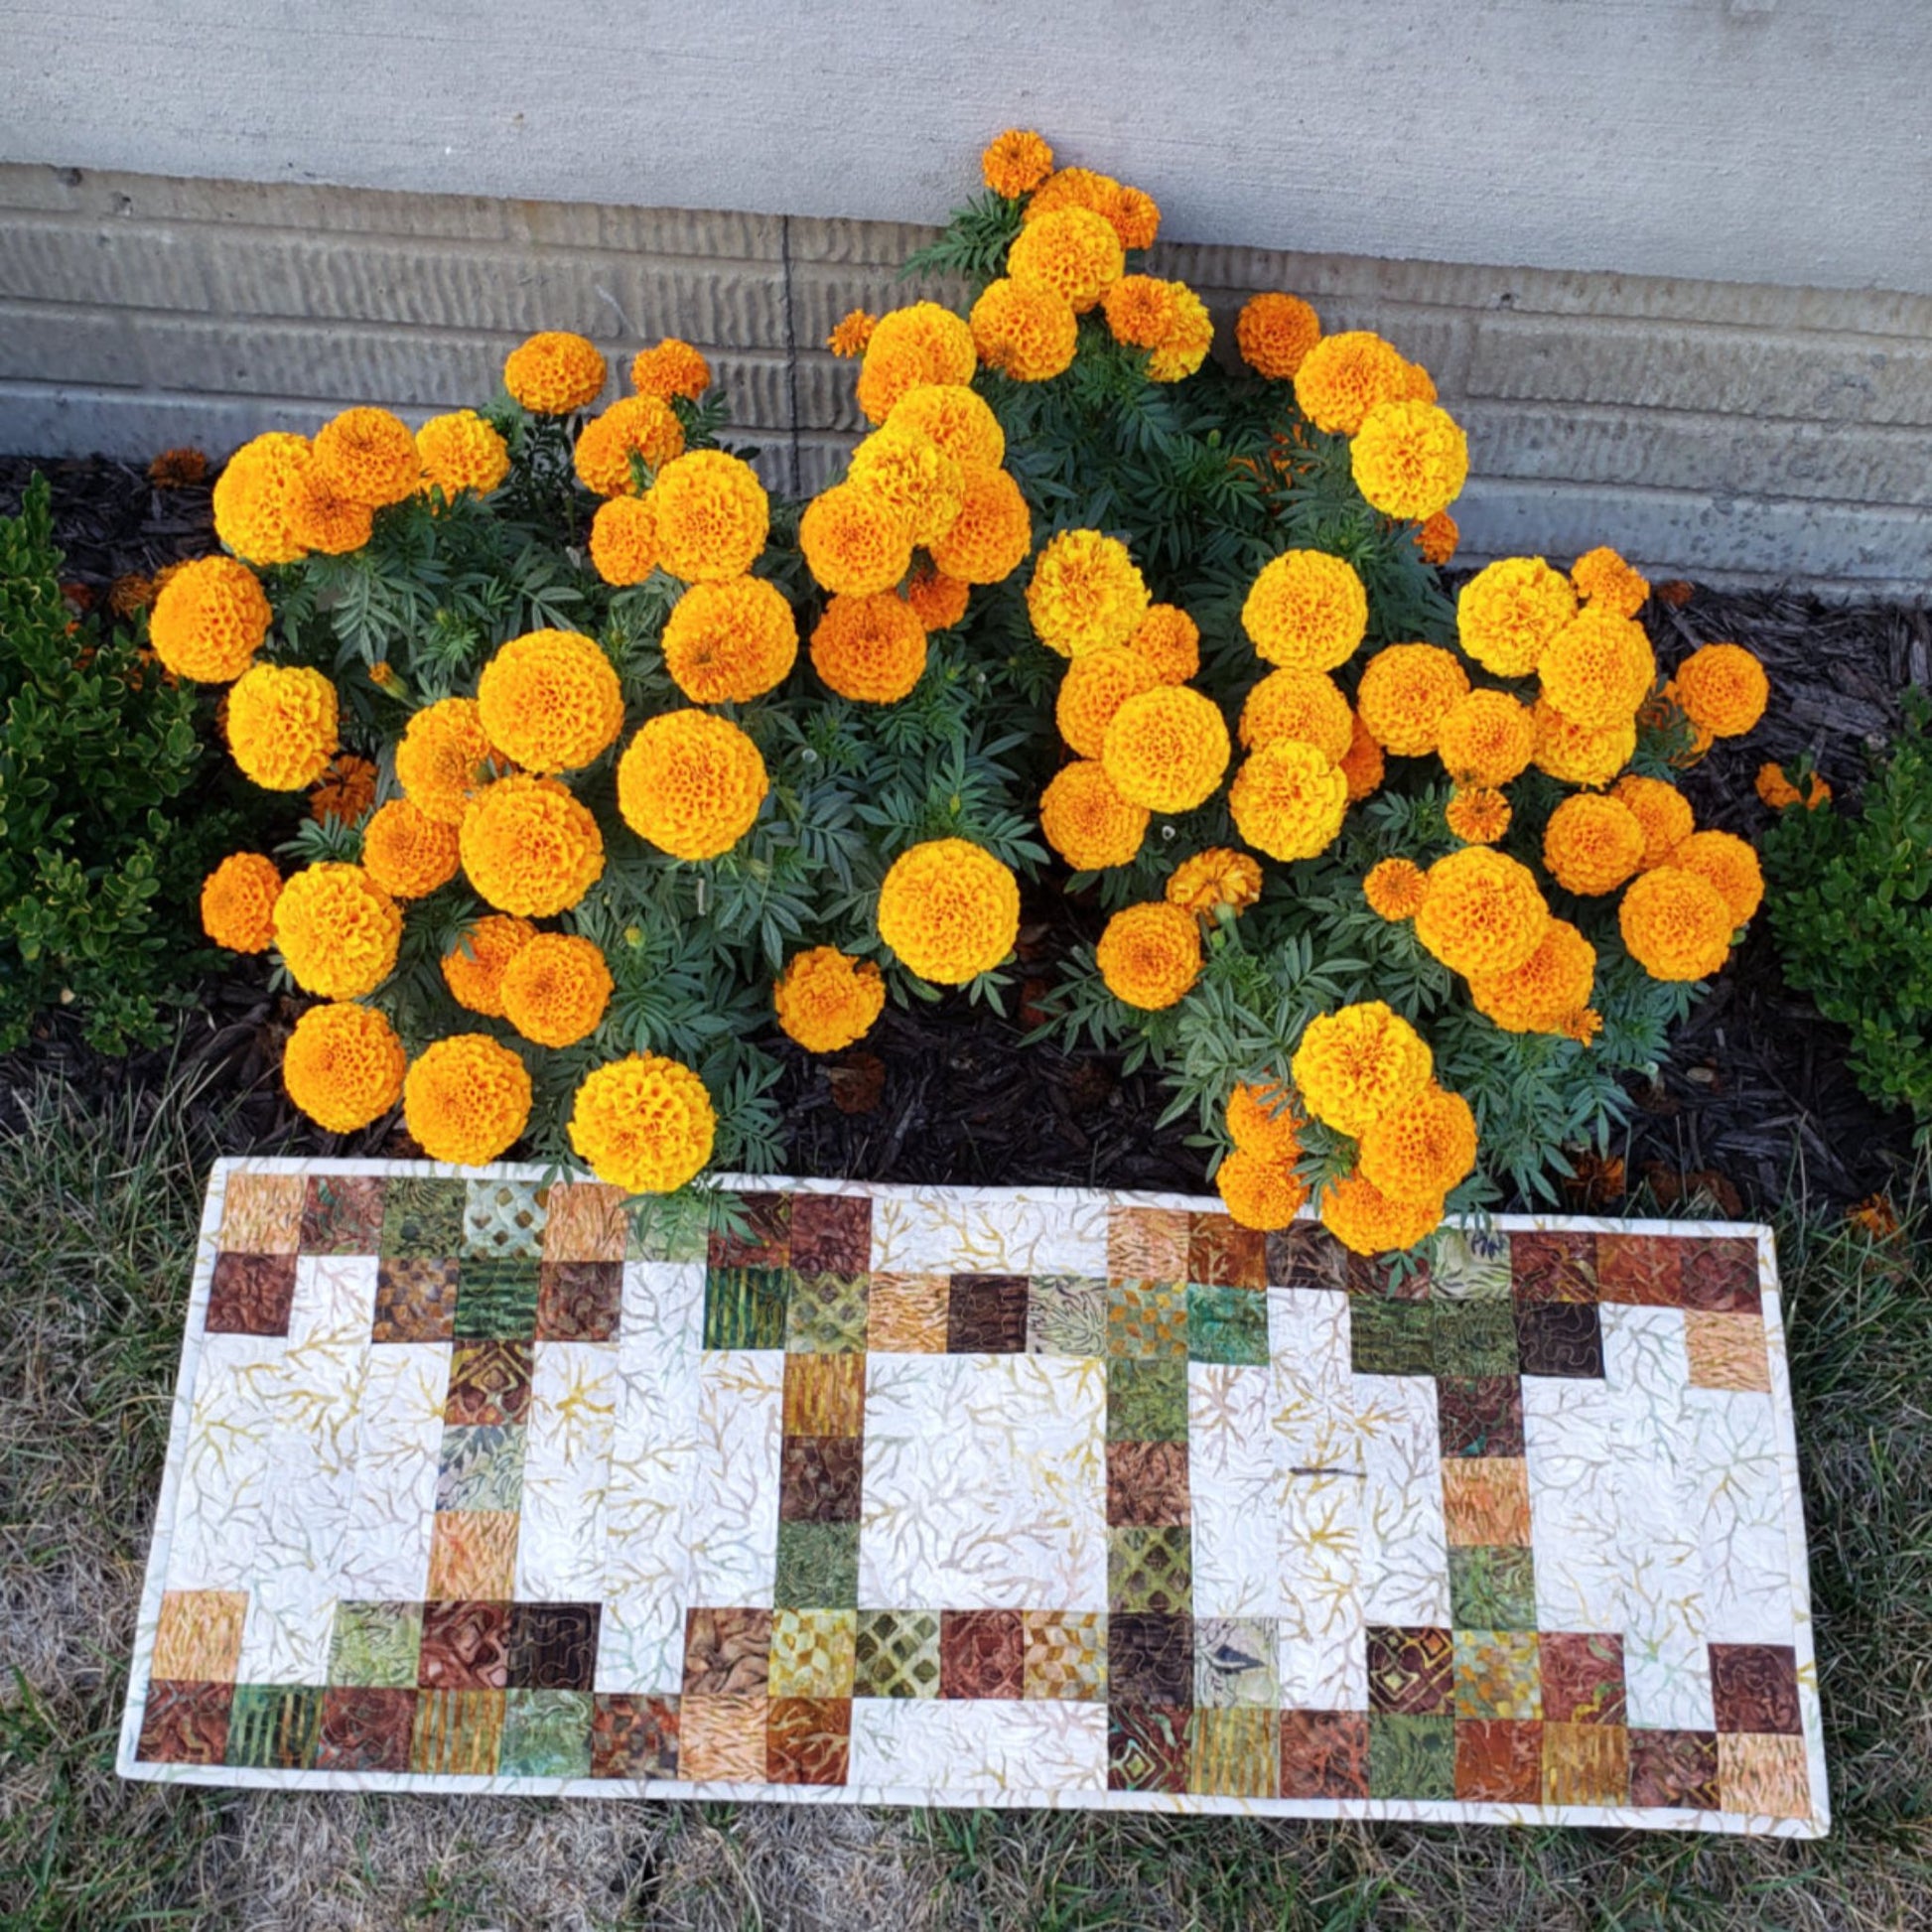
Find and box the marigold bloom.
[826,310,877,357]
[1538,609,1657,729]
[1038,760,1149,871]
[1531,698,1636,788]
[1097,900,1203,1010]
[798,482,915,596]
[360,797,461,899]
[983,127,1055,199]
[1236,292,1321,380]
[1350,399,1469,521]
[568,1052,716,1194]
[311,753,377,827]
[442,913,537,1017]
[1130,605,1200,683]
[876,837,1021,984]
[811,592,928,704]
[1417,510,1459,566]
[1146,284,1213,383]
[589,493,659,585]
[148,447,207,488]
[1320,1171,1445,1255]
[1027,529,1151,658]
[1543,791,1646,895]
[1229,739,1349,862]
[1435,688,1535,788]
[499,932,614,1048]
[1167,847,1263,920]
[272,863,402,999]
[1457,557,1578,678]
[477,628,622,772]
[1056,646,1160,758]
[1339,713,1385,802]
[227,662,339,789]
[1674,829,1764,925]
[148,555,271,682]
[1357,1083,1478,1204]
[1754,761,1831,812]
[1102,685,1231,813]
[887,383,1007,472]
[415,409,510,498]
[1364,856,1427,921]
[928,465,1033,584]
[504,331,608,414]
[1292,1001,1434,1139]
[662,576,799,704]
[1415,846,1550,977]
[618,710,768,861]
[1241,550,1368,671]
[573,394,685,496]
[773,946,887,1053]
[201,851,282,951]
[901,561,971,631]
[1226,1081,1303,1162]
[1620,865,1735,982]
[629,338,712,401]
[1101,274,1179,348]
[1674,642,1769,738]
[311,407,420,508]
[211,432,315,566]
[404,1035,533,1167]
[460,773,606,916]
[1293,331,1411,436]
[282,1002,406,1135]
[1572,545,1649,618]
[289,470,374,557]
[969,279,1079,381]
[1216,1150,1310,1230]
[1468,918,1598,1035]
[1356,644,1470,757]
[649,450,770,581]
[1008,207,1125,314]
[858,305,977,420]
[396,697,504,826]
[848,423,965,548]
[1446,785,1511,846]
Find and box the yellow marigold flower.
[1674,829,1764,925]
[848,423,965,549]
[811,592,928,704]
[311,407,420,508]
[1620,866,1735,982]
[1571,545,1649,617]
[1101,273,1180,349]
[887,383,1006,472]
[1364,856,1427,921]
[1130,605,1200,683]
[1241,550,1368,671]
[901,560,971,632]
[1415,845,1550,977]
[1056,646,1160,759]
[1418,510,1459,566]
[1356,643,1470,757]
[272,863,402,999]
[396,697,504,826]
[499,932,614,1048]
[617,710,768,861]
[311,753,377,827]
[227,662,339,790]
[1340,713,1385,802]
[1397,360,1438,403]
[773,946,887,1053]
[201,851,282,952]
[415,409,510,499]
[1539,609,1657,729]
[798,482,914,596]
[573,394,685,497]
[1008,207,1125,314]
[983,127,1055,199]
[282,1002,406,1135]
[590,493,659,585]
[460,773,606,916]
[477,628,623,773]
[1167,848,1263,921]
[649,450,770,581]
[1146,284,1213,383]
[1216,1149,1309,1230]
[662,576,799,705]
[1350,399,1469,521]
[1038,760,1149,871]
[969,279,1079,382]
[1292,1001,1434,1139]
[1096,900,1203,1011]
[148,555,270,683]
[289,470,374,556]
[1026,528,1150,658]
[211,432,315,566]
[1229,739,1349,862]
[1531,698,1636,787]
[1468,918,1599,1035]
[630,338,711,401]
[442,913,536,1018]
[404,1035,532,1167]
[360,797,460,899]
[1238,667,1354,762]
[1754,762,1831,813]
[568,1053,716,1194]
[1358,1083,1478,1204]
[928,466,1033,584]
[1457,557,1578,678]
[1103,685,1231,813]
[1236,292,1321,380]
[826,310,877,358]
[1226,1081,1303,1162]
[1024,166,1159,249]
[858,305,977,422]
[1674,642,1768,739]
[1436,688,1535,788]
[876,837,1021,984]
[1543,792,1646,896]
[1293,331,1410,436]
[504,331,607,415]
[854,340,931,427]
[1446,784,1511,846]
[1320,1171,1445,1256]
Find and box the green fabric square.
[1349,1298,1435,1376]
[853,1610,941,1697]
[1107,1281,1189,1359]
[1449,1546,1539,1630]
[704,1266,792,1349]
[437,1425,527,1512]
[1452,1628,1544,1720]
[455,1257,541,1339]
[380,1178,467,1259]
[1432,1228,1514,1301]
[224,1684,321,1768]
[776,1519,859,1608]
[1369,1714,1455,1799]
[1187,1284,1268,1366]
[1106,1358,1189,1442]
[498,1689,592,1778]
[1027,1276,1108,1357]
[1108,1526,1193,1614]
[328,1600,423,1687]
[785,1274,870,1353]
[1433,1300,1519,1377]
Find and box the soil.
[3,451,1924,1214]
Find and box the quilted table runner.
[121,1159,1827,1833]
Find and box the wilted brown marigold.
[148,447,207,488]
[477,628,624,773]
[1167,847,1263,921]
[811,592,928,704]
[460,774,606,917]
[442,913,537,1017]
[1241,550,1368,671]
[504,331,607,414]
[1619,865,1734,981]
[1038,759,1149,871]
[568,1053,715,1194]
[1103,685,1231,813]
[415,409,510,498]
[650,450,770,581]
[573,394,686,496]
[1096,900,1203,1011]
[500,932,614,1048]
[1414,846,1550,977]
[107,573,153,619]
[1229,739,1349,863]
[404,1035,533,1168]
[1216,1150,1309,1230]
[283,1002,406,1135]
[982,127,1056,199]
[928,466,1032,585]
[663,576,799,705]
[876,838,1020,984]
[969,279,1079,381]
[201,851,282,952]
[1236,292,1321,380]
[312,407,421,508]
[1364,857,1427,921]
[360,797,461,899]
[618,710,768,862]
[272,863,402,1000]
[1543,791,1646,895]
[148,555,270,682]
[630,338,712,401]
[589,493,659,585]
[1356,644,1470,757]
[773,946,887,1053]
[799,483,914,596]
[1057,647,1160,759]
[227,662,339,789]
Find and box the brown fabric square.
[1109,1206,1188,1281]
[789,1193,873,1279]
[1541,1720,1629,1805]
[1684,1310,1770,1391]
[506,1602,601,1692]
[940,1609,1025,1699]
[1509,1230,1597,1305]
[1107,1611,1192,1705]
[206,1251,297,1336]
[683,1608,772,1696]
[217,1171,305,1254]
[316,1686,416,1772]
[1718,1731,1811,1819]
[1107,1702,1190,1792]
[299,1175,385,1255]
[1680,1235,1760,1313]
[946,1275,1030,1353]
[1367,1626,1454,1716]
[418,1599,509,1691]
[372,1257,459,1343]
[1441,1458,1532,1547]
[1514,1302,1603,1378]
[151,1589,249,1681]
[1454,1718,1543,1802]
[136,1680,233,1764]
[1187,1213,1267,1289]
[1106,1440,1191,1527]
[536,1261,622,1341]
[1710,1643,1801,1734]
[1265,1222,1346,1292]
[1540,1632,1625,1725]
[541,1182,628,1263]
[1279,1710,1369,1798]
[779,1435,865,1523]
[445,1340,533,1426]
[1630,1727,1719,1809]
[1346,1250,1432,1300]
[782,1353,866,1437]
[710,1191,791,1268]
[678,1694,765,1782]
[766,1696,853,1785]
[591,1694,680,1779]
[1437,1377,1525,1458]
[867,1273,949,1352]
[1597,1233,1681,1306]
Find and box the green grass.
[0,1072,1927,1930]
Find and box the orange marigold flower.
[148,447,207,488]
[404,1035,533,1168]
[1236,292,1321,380]
[1293,1001,1434,1138]
[969,278,1079,381]
[1038,759,1149,871]
[1320,1171,1445,1255]
[1572,545,1649,618]
[1008,206,1125,314]
[1364,856,1427,921]
[662,576,799,705]
[1241,550,1368,671]
[311,753,377,827]
[568,1052,716,1194]
[1620,865,1735,981]
[1356,643,1470,757]
[360,797,461,899]
[148,555,270,683]
[1102,685,1231,813]
[798,482,914,596]
[1350,399,1469,521]
[847,423,965,548]
[1754,761,1831,812]
[876,837,1021,984]
[1543,791,1646,895]
[282,1002,405,1135]
[617,710,768,862]
[1849,1193,1901,1241]
[826,310,877,358]
[983,127,1056,199]
[1148,286,1213,383]
[1293,331,1411,436]
[477,627,624,773]
[1024,166,1159,249]
[1561,1007,1604,1045]
[1418,510,1460,566]
[589,493,659,585]
[649,450,769,581]
[853,340,932,428]
[1539,608,1657,729]
[288,467,373,557]
[442,913,537,1018]
[630,338,712,401]
[1531,698,1636,788]
[811,592,928,705]
[1436,688,1536,788]
[396,697,504,826]
[211,431,315,566]
[1357,1083,1478,1204]
[1027,529,1150,657]
[1102,274,1179,348]
[504,331,608,415]
[1674,829,1764,925]
[311,407,420,508]
[1229,739,1349,863]
[227,662,339,790]
[1457,557,1578,678]
[858,305,977,421]
[272,863,402,999]
[1340,712,1385,802]
[201,851,282,952]
[573,394,686,497]
[1674,642,1769,738]
[1056,646,1160,758]
[415,409,510,499]
[499,932,614,1048]
[901,560,972,632]
[460,773,606,917]
[1097,900,1203,1011]
[1226,1081,1303,1163]
[1446,785,1511,846]
[928,466,1033,584]
[1216,1149,1310,1230]
[1468,917,1599,1035]
[773,946,887,1054]
[887,383,1007,472]
[1130,605,1200,683]
[1238,667,1354,762]
[1415,845,1550,977]
[1167,847,1264,921]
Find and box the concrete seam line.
[780,211,801,496]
